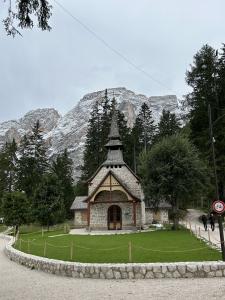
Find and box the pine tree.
[1,191,30,234]
[186,44,225,199]
[109,96,132,167]
[33,173,65,228]
[186,44,219,154]
[117,108,132,167]
[52,149,75,218]
[0,139,17,198]
[81,94,132,179]
[17,121,48,197]
[81,101,101,180]
[131,103,156,172]
[99,89,111,159]
[214,44,225,198]
[156,109,181,140]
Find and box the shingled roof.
[70,196,87,210]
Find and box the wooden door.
[108,205,122,230]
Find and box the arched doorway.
[108,205,122,230]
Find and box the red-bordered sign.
[212,200,225,214]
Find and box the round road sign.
[212,200,225,214]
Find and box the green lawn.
[0,224,7,233]
[14,229,221,263]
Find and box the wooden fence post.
[70,241,73,260]
[128,241,132,263]
[208,229,211,243]
[44,241,47,257]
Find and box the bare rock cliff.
[0,87,184,181]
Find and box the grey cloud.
[0,0,225,122]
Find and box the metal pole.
[218,215,225,261]
[208,103,225,261]
[208,104,219,200]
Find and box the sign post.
[212,200,225,261]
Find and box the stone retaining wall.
[3,235,225,279]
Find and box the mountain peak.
[0,88,185,181]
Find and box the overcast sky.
[0,0,225,122]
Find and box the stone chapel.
[71,112,170,230]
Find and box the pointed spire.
[102,110,125,166]
[108,111,120,139]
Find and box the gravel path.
[1,237,225,299]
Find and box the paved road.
[1,236,225,299]
[185,209,223,248]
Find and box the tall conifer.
[17,121,48,197]
[52,149,74,218]
[0,139,17,198]
[81,101,101,180]
[131,103,156,172]
[156,109,180,140]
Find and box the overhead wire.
[53,0,178,95]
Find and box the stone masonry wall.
[90,202,141,229]
[145,209,169,224]
[74,210,87,227]
[3,235,225,280]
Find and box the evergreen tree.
[1,191,30,234]
[0,139,17,198]
[74,180,88,197]
[156,109,180,140]
[215,44,225,198]
[17,121,48,197]
[131,103,156,172]
[81,94,132,179]
[117,108,132,167]
[33,173,65,228]
[52,149,75,218]
[81,101,101,180]
[99,89,111,159]
[186,44,225,199]
[186,44,218,154]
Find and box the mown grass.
[14,229,221,263]
[0,224,7,233]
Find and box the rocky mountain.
[0,87,185,181]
